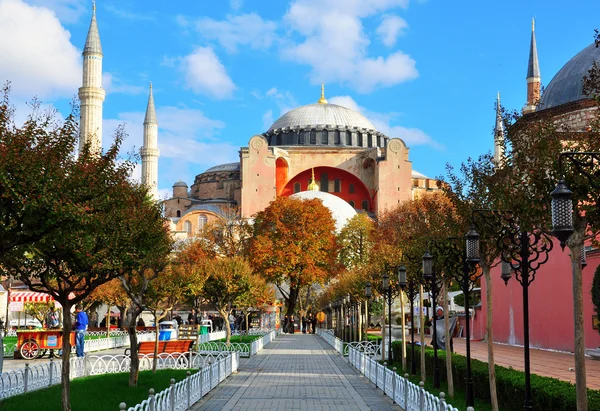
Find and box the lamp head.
[550,180,574,250]
[422,251,433,281]
[398,265,407,288]
[465,226,480,265]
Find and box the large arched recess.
[280,166,372,211]
[275,157,289,195]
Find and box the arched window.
[310,131,317,144]
[334,131,341,145]
[334,179,341,193]
[362,200,369,211]
[346,131,352,145]
[349,184,355,194]
[198,214,208,231]
[299,132,305,145]
[294,182,301,193]
[320,173,328,192]
[349,200,355,208]
[184,221,192,234]
[176,210,181,217]
[320,130,328,144]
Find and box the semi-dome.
[268,103,377,132]
[173,180,188,187]
[539,43,600,110]
[204,162,240,173]
[290,190,357,232]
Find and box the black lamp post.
[472,210,552,410]
[398,265,407,370]
[382,272,393,362]
[464,229,481,407]
[404,276,419,375]
[365,282,372,341]
[422,250,441,388]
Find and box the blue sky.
[1,0,599,199]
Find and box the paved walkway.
[453,338,600,390]
[191,334,400,411]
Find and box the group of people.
[282,314,318,334]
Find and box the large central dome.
[268,103,376,132]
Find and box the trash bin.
[159,330,171,341]
[200,325,209,335]
[158,321,178,340]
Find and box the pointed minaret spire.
[523,18,541,114]
[141,82,160,200]
[78,1,105,155]
[494,92,505,165]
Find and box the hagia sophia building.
[78,10,600,243]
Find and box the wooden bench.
[124,340,194,357]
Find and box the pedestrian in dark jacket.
[290,316,295,334]
[301,316,307,333]
[311,315,317,334]
[283,316,289,333]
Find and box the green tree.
[338,213,375,270]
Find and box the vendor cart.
[16,330,75,360]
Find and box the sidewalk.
[453,338,600,390]
[191,334,400,411]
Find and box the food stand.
[16,329,75,359]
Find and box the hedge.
[392,342,600,411]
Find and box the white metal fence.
[316,329,473,411]
[120,352,239,411]
[195,330,276,358]
[0,350,238,402]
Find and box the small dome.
[290,191,357,232]
[539,43,600,110]
[173,180,188,187]
[204,163,241,173]
[268,103,376,132]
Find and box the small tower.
[78,1,105,154]
[141,83,159,199]
[523,18,541,114]
[494,92,505,165]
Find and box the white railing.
[0,351,237,401]
[196,330,276,358]
[316,329,345,355]
[347,347,470,411]
[121,352,239,411]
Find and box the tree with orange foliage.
[237,273,275,338]
[249,196,340,317]
[88,278,130,335]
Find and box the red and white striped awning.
[9,291,54,303]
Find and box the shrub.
[392,342,600,411]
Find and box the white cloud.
[180,47,236,99]
[376,15,408,47]
[281,0,417,93]
[104,4,155,21]
[328,95,442,148]
[262,109,273,130]
[194,13,277,53]
[263,87,297,116]
[25,0,86,24]
[103,73,145,95]
[0,0,81,99]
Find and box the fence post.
[119,402,127,410]
[392,367,397,402]
[439,392,446,411]
[208,359,212,389]
[467,408,475,411]
[186,370,191,408]
[419,381,425,411]
[169,378,176,411]
[24,363,30,393]
[84,355,89,377]
[48,359,54,388]
[404,374,409,409]
[148,388,155,411]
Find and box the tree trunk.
[419,284,426,381]
[482,261,499,411]
[126,306,141,387]
[152,312,159,373]
[285,285,299,317]
[401,291,406,371]
[220,308,231,344]
[60,301,73,411]
[443,281,454,397]
[569,240,587,411]
[357,302,362,341]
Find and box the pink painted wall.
[474,240,600,352]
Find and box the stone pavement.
[453,338,600,390]
[191,334,401,411]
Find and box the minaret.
[494,92,505,165]
[523,18,541,114]
[141,83,160,199]
[78,1,105,154]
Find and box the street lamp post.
[404,277,419,375]
[472,210,553,410]
[365,282,372,341]
[422,250,441,388]
[382,272,393,362]
[398,265,407,371]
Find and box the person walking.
[311,315,317,334]
[46,304,60,329]
[74,305,88,357]
[290,315,295,334]
[283,315,289,333]
[301,315,307,334]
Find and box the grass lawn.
[387,362,497,411]
[0,369,194,411]
[366,334,382,342]
[215,335,261,344]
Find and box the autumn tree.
[236,273,275,338]
[249,197,340,316]
[88,278,130,335]
[24,301,54,326]
[338,212,375,270]
[199,206,252,258]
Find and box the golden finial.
[307,168,319,191]
[317,82,328,104]
[150,81,153,90]
[531,17,535,32]
[92,0,96,12]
